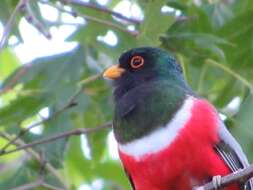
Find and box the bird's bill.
[103,64,125,79]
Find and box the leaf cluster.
[0,0,253,189]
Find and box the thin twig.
[79,12,139,36]
[197,64,208,94]
[0,63,32,96]
[0,0,27,53]
[0,100,76,153]
[61,0,141,24]
[41,183,64,190]
[0,122,112,156]
[10,179,43,190]
[194,165,253,190]
[45,20,83,26]
[175,15,196,23]
[41,1,139,36]
[74,73,102,100]
[1,132,69,189]
[24,0,51,39]
[0,74,101,153]
[205,59,253,92]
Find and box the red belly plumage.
[119,99,239,190]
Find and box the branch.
[0,74,101,154]
[194,165,253,190]
[10,179,63,190]
[0,122,112,156]
[73,73,102,101]
[78,12,139,36]
[0,63,32,96]
[42,1,139,37]
[0,132,69,189]
[10,179,44,190]
[41,183,64,190]
[205,59,253,92]
[23,0,51,39]
[0,94,76,153]
[0,0,27,53]
[62,0,141,24]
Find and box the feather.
[216,122,253,189]
[123,166,135,190]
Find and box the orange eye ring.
[130,56,144,69]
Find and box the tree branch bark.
[194,165,253,190]
[0,63,32,95]
[43,1,139,37]
[0,122,111,156]
[62,0,141,24]
[0,132,69,189]
[0,0,27,53]
[10,179,44,190]
[0,74,101,154]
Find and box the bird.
[103,47,253,190]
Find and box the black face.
[119,48,155,73]
[113,47,183,100]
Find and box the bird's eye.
[130,56,144,69]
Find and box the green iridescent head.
[104,47,186,100]
[103,47,193,143]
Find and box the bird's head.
[103,47,186,100]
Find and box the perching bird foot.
[212,175,222,190]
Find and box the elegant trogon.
[103,47,253,190]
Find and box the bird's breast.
[118,96,194,159]
[118,97,228,190]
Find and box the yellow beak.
[103,64,125,79]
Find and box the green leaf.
[231,94,253,161]
[0,93,48,130]
[137,0,175,46]
[38,111,72,168]
[0,48,20,81]
[0,46,88,131]
[1,1,253,189]
[0,159,37,189]
[203,2,234,28]
[64,137,93,187]
[0,0,21,40]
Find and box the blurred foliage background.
[0,0,253,189]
